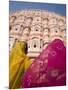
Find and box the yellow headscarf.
[9,41,32,89]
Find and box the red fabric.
[21,39,66,88]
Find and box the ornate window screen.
[9,9,66,59]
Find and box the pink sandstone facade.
[9,9,66,59]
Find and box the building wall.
[9,9,66,59]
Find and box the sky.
[9,1,66,16]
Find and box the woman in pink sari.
[21,39,66,88]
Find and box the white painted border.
[0,0,68,90]
[11,0,67,4]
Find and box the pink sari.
[21,39,66,88]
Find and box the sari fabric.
[9,41,32,89]
[21,39,66,88]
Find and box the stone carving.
[9,9,66,59]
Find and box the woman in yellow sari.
[9,41,32,89]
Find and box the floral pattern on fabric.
[21,39,66,88]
